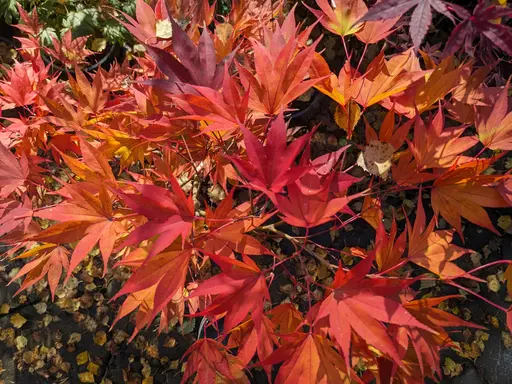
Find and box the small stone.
[33,302,47,314]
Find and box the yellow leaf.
[77,351,89,365]
[87,362,100,375]
[94,330,107,346]
[91,38,107,52]
[334,101,361,136]
[498,215,512,231]
[443,357,463,378]
[10,313,27,329]
[15,335,27,351]
[0,304,10,314]
[487,275,501,292]
[78,372,95,383]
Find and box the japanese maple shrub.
[1,0,512,383]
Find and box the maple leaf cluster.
[1,0,512,383]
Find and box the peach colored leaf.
[259,333,355,384]
[431,158,510,236]
[476,80,512,150]
[305,0,367,37]
[406,193,473,279]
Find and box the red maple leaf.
[116,175,194,260]
[314,256,433,365]
[197,189,272,257]
[14,4,42,36]
[228,113,310,198]
[0,142,29,198]
[117,0,172,48]
[0,197,33,240]
[188,253,270,332]
[374,215,407,273]
[111,244,192,326]
[45,30,94,67]
[360,0,455,49]
[445,0,512,57]
[296,144,360,196]
[171,68,250,133]
[146,18,234,93]
[275,177,356,229]
[227,315,278,381]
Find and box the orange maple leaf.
[375,216,407,273]
[349,49,428,108]
[197,189,272,256]
[431,158,510,236]
[182,338,249,384]
[401,295,486,376]
[68,66,108,114]
[267,303,304,334]
[10,244,69,300]
[476,80,512,150]
[32,184,126,280]
[406,193,473,280]
[237,34,322,115]
[407,107,478,170]
[275,180,354,228]
[382,56,470,118]
[172,68,249,133]
[391,151,436,188]
[356,16,399,44]
[54,137,116,189]
[260,333,356,384]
